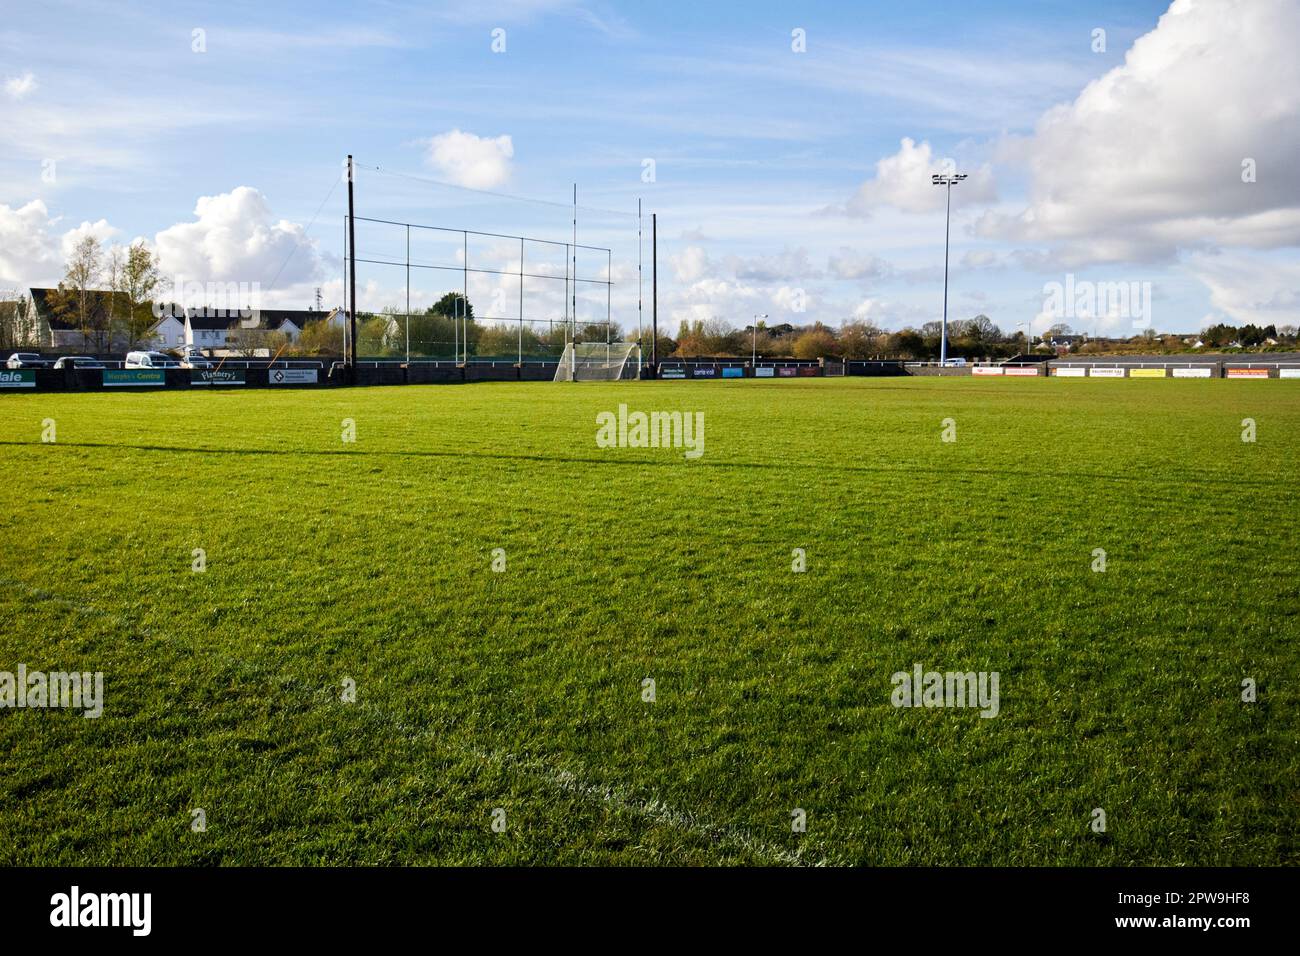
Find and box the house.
[29,287,185,351]
[184,307,340,350]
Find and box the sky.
[1,0,1298,338]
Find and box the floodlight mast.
[932,172,967,366]
[752,313,768,366]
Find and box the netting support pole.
[347,155,357,378]
[405,223,410,364]
[518,237,524,365]
[462,230,468,364]
[637,197,643,375]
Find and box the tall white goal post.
[554,342,642,381]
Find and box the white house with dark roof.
[184,307,340,350]
[28,287,185,350]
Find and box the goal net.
[554,342,641,381]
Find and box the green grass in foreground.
[0,377,1297,865]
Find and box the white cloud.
[1189,252,1300,327]
[828,248,892,280]
[60,219,119,259]
[424,129,514,189]
[671,245,711,283]
[153,187,324,295]
[841,137,996,216]
[978,0,1300,264]
[0,200,62,286]
[4,71,36,99]
[724,247,821,282]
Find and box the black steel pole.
[347,155,358,378]
[651,213,657,375]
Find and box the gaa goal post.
[554,341,642,381]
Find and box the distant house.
[185,307,340,351]
[29,287,186,351]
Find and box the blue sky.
[2,0,1297,337]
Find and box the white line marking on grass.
[472,748,832,867]
[2,574,834,866]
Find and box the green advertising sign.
[0,369,36,388]
[102,369,165,387]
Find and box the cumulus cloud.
[424,129,514,189]
[671,246,711,283]
[4,71,36,99]
[0,200,62,286]
[61,219,119,258]
[153,186,322,289]
[840,137,996,216]
[1189,252,1300,327]
[977,0,1300,264]
[828,247,892,280]
[724,247,821,282]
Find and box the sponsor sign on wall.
[660,368,686,379]
[1226,368,1270,378]
[777,367,797,377]
[689,365,716,378]
[721,367,743,378]
[191,369,246,386]
[1172,367,1213,378]
[797,366,820,377]
[0,369,36,388]
[1088,367,1126,378]
[1053,367,1087,377]
[103,369,165,387]
[1128,367,1167,378]
[972,366,1004,376]
[755,367,775,378]
[1004,366,1039,376]
[1279,368,1300,378]
[268,368,318,385]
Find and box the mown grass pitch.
[1,378,1297,866]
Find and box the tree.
[890,328,925,359]
[429,291,473,320]
[225,325,288,357]
[114,242,163,349]
[791,324,839,359]
[0,290,37,349]
[838,321,881,359]
[293,317,344,355]
[51,234,105,350]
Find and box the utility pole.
[347,155,357,378]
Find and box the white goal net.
[554,342,641,381]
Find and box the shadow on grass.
[0,440,1274,489]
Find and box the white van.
[125,351,181,369]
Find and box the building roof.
[186,307,336,332]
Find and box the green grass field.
[1,377,1297,866]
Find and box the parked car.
[53,356,105,369]
[6,352,53,369]
[942,358,968,367]
[175,346,213,370]
[124,350,181,369]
